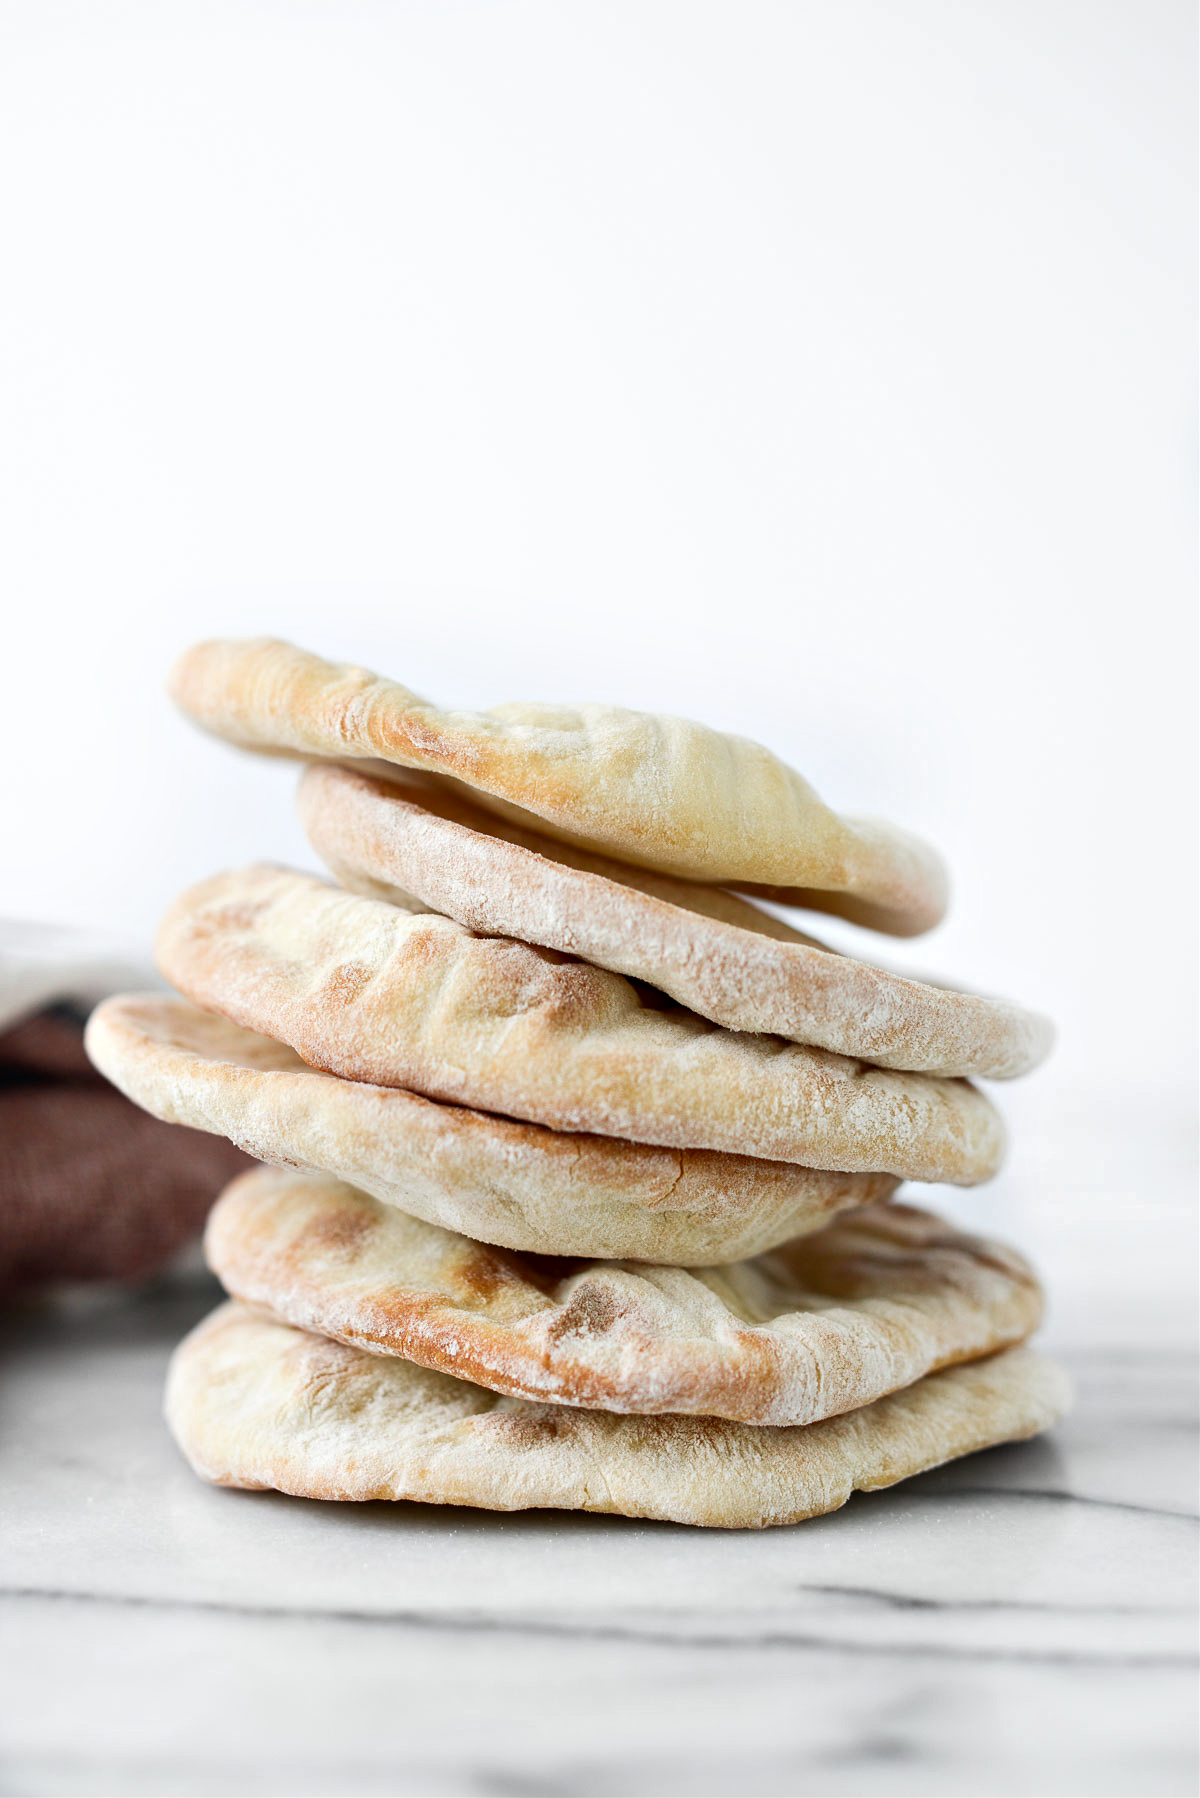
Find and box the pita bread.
[85,995,896,1263]
[166,1301,1070,1528]
[168,637,948,935]
[205,1167,1043,1427]
[300,763,1052,1080]
[156,867,1005,1184]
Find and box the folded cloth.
[0,923,249,1290]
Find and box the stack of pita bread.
[86,639,1069,1529]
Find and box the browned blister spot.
[321,961,375,1007]
[543,1281,624,1344]
[480,1408,569,1449]
[194,898,269,940]
[304,1203,379,1259]
[450,1245,533,1305]
[394,921,448,966]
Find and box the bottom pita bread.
[167,1301,1070,1529]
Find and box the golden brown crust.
[300,763,1053,1079]
[154,867,1006,1185]
[85,994,895,1262]
[165,1300,1072,1528]
[168,637,949,934]
[205,1167,1044,1427]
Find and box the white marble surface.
[4,1090,1197,1797]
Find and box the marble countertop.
[4,1087,1197,1797]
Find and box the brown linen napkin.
[0,1008,249,1290]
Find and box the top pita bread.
[301,763,1053,1079]
[167,1302,1071,1529]
[155,866,1005,1184]
[169,637,948,935]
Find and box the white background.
[1,0,1194,1132]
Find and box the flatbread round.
[300,763,1052,1080]
[85,996,895,1263]
[166,1301,1071,1529]
[169,637,948,935]
[205,1167,1043,1427]
[155,867,1006,1185]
